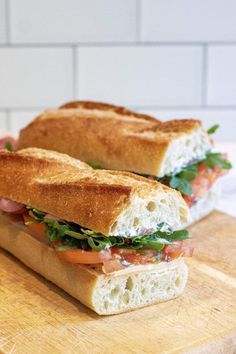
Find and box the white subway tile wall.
[9,110,42,136]
[141,0,236,42]
[0,0,6,43]
[0,48,73,107]
[207,46,236,106]
[78,46,203,106]
[10,0,137,43]
[0,112,7,130]
[0,0,235,141]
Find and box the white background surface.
[215,143,236,218]
[0,0,236,141]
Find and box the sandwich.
[17,101,232,225]
[0,147,192,315]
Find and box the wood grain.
[0,211,236,354]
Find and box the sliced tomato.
[184,161,227,207]
[140,249,158,258]
[110,247,158,264]
[163,245,184,260]
[56,248,112,264]
[163,241,193,260]
[122,253,150,265]
[23,213,47,240]
[183,194,195,208]
[102,259,125,273]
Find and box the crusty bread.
[0,216,188,315]
[60,100,158,122]
[0,148,190,236]
[18,106,212,177]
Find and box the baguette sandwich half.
[18,101,232,225]
[0,148,192,315]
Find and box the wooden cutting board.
[0,210,236,354]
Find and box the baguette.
[0,216,188,315]
[60,100,158,122]
[0,148,190,236]
[18,106,212,177]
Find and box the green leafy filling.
[156,152,232,196]
[4,141,13,152]
[87,161,103,169]
[207,124,220,135]
[26,207,189,252]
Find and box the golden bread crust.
[60,100,158,122]
[0,148,182,235]
[18,107,202,176]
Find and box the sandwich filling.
[0,198,193,274]
[147,126,232,208]
[154,151,231,208]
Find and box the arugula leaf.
[156,164,198,196]
[4,141,13,152]
[207,124,219,135]
[55,244,78,251]
[87,161,103,169]
[178,165,198,181]
[158,229,189,241]
[169,176,193,196]
[205,152,232,169]
[156,149,232,197]
[27,207,189,252]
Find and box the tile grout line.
[1,42,236,49]
[202,44,209,107]
[135,0,141,43]
[201,44,207,107]
[72,45,77,99]
[5,109,11,130]
[75,46,79,99]
[204,45,209,107]
[4,0,10,44]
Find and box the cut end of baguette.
[92,259,188,315]
[159,127,212,177]
[111,189,190,236]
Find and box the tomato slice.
[183,160,227,207]
[163,241,193,260]
[110,247,158,264]
[163,246,183,260]
[123,253,149,264]
[56,248,112,264]
[23,213,47,240]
